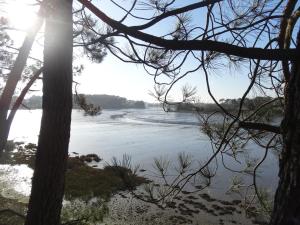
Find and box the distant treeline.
[20,95,145,109]
[172,96,283,115]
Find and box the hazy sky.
[2,0,257,103]
[74,0,255,103]
[74,54,253,103]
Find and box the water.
[0,164,32,198]
[5,108,279,198]
[9,108,211,165]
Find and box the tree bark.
[0,10,43,153]
[24,0,73,225]
[270,31,300,225]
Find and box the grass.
[65,157,147,200]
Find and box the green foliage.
[219,96,283,118]
[0,17,13,76]
[256,188,273,216]
[22,94,145,110]
[74,94,102,116]
[65,157,147,200]
[153,156,170,176]
[177,152,192,174]
[227,176,245,195]
[1,142,146,202]
[73,12,114,63]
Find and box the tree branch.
[7,67,43,126]
[239,121,281,134]
[131,0,222,30]
[78,0,299,61]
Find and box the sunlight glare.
[5,0,38,30]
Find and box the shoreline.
[0,142,270,225]
[102,188,267,225]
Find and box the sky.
[1,0,258,103]
[74,54,253,103]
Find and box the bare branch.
[239,121,281,134]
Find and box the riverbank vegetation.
[171,96,283,118]
[0,142,147,225]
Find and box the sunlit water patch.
[0,164,32,203]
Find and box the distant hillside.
[21,94,145,109]
[80,94,145,109]
[171,96,283,116]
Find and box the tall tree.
[24,0,73,224]
[270,31,300,225]
[0,10,43,153]
[0,0,111,153]
[76,0,300,224]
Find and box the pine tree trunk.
[24,0,73,224]
[270,31,300,225]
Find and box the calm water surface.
[5,108,279,197]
